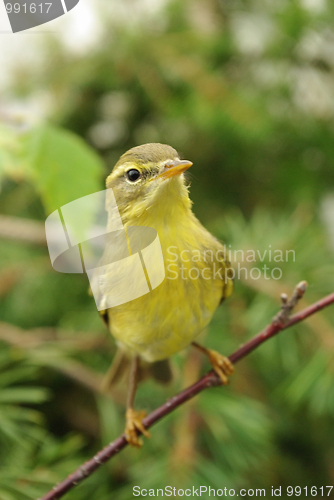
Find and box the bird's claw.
[208,349,234,385]
[125,408,150,448]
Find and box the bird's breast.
[106,224,227,362]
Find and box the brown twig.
[39,284,334,500]
[0,214,46,246]
[0,322,127,404]
[273,280,308,325]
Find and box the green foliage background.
[0,0,334,498]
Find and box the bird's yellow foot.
[192,342,234,384]
[207,349,234,384]
[125,408,151,448]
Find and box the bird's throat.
[122,176,192,231]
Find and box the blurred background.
[0,0,334,498]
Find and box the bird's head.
[106,143,193,224]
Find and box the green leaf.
[0,124,28,181]
[21,124,104,214]
[0,387,50,404]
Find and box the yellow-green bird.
[96,143,234,447]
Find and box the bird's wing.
[212,237,234,304]
[220,263,234,304]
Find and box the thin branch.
[243,275,334,349]
[0,214,46,246]
[0,321,107,350]
[39,285,334,500]
[0,322,127,404]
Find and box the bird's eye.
[126,169,141,182]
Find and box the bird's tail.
[101,349,173,393]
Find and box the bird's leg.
[125,355,150,448]
[192,342,234,385]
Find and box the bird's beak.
[157,159,193,180]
